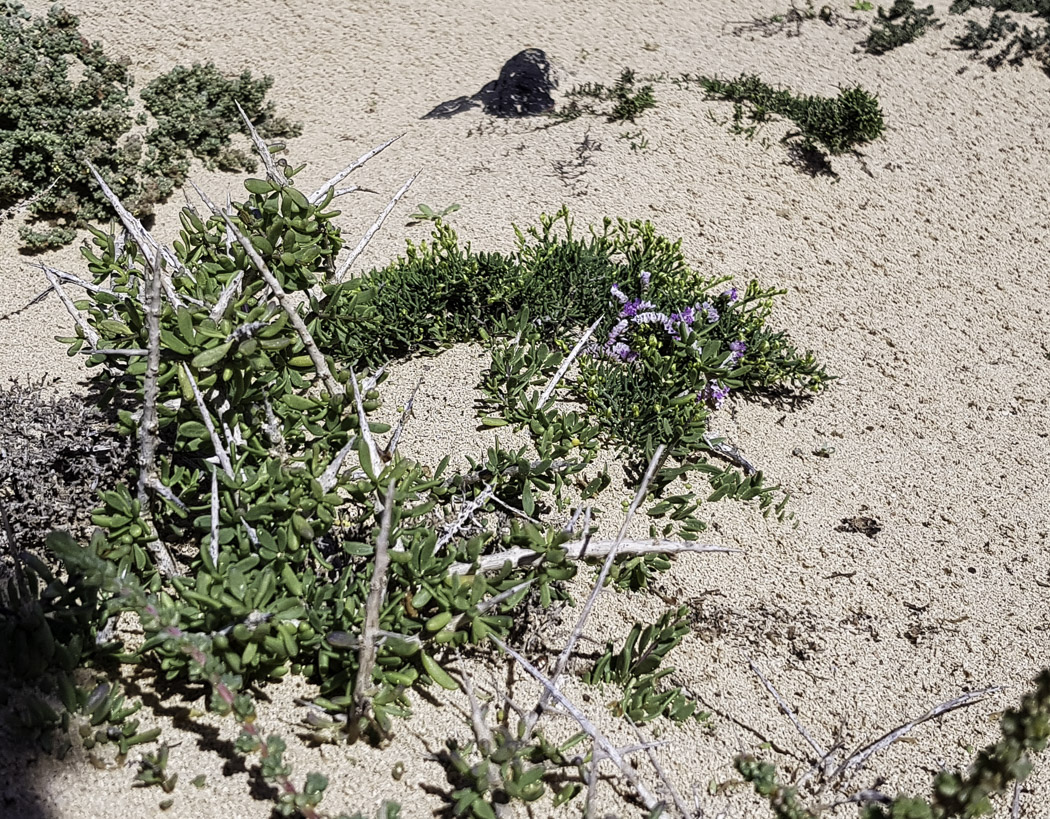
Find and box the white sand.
[2,1,1048,816]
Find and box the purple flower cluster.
[722,286,740,302]
[700,380,730,408]
[727,339,747,365]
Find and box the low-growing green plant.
[0,2,299,250]
[555,68,657,123]
[685,73,885,171]
[949,1,1050,68]
[407,202,461,224]
[584,606,704,724]
[863,1,943,55]
[6,129,830,816]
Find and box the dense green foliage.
[0,2,299,250]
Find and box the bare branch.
[30,262,118,297]
[181,363,234,477]
[352,479,398,724]
[308,135,402,204]
[350,367,381,468]
[85,161,187,308]
[628,718,691,819]
[209,468,220,567]
[538,317,601,406]
[834,686,1003,777]
[491,635,661,813]
[333,172,419,283]
[449,539,735,576]
[191,181,344,397]
[135,257,178,578]
[526,445,666,738]
[82,348,149,357]
[235,101,284,185]
[459,674,510,819]
[382,377,421,461]
[319,435,359,493]
[40,267,99,348]
[749,659,827,762]
[437,483,494,555]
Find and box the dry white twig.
[538,317,601,406]
[40,267,100,348]
[333,172,419,283]
[490,635,661,813]
[308,135,402,204]
[750,659,828,762]
[85,161,188,308]
[349,367,381,468]
[834,686,1002,777]
[522,446,667,742]
[235,101,283,184]
[449,539,735,576]
[352,479,398,722]
[382,377,421,461]
[628,718,691,819]
[134,257,178,577]
[437,483,495,555]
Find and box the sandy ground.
[2,0,1049,817]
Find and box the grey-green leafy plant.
[863,1,943,55]
[0,2,299,250]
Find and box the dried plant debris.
[0,2,299,251]
[837,514,882,537]
[725,0,866,38]
[0,378,131,553]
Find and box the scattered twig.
[333,172,419,283]
[628,717,691,819]
[382,377,421,461]
[39,267,100,348]
[448,539,735,576]
[523,445,667,739]
[437,483,495,554]
[834,686,1003,778]
[749,659,828,762]
[308,135,402,204]
[135,257,179,578]
[85,161,188,308]
[234,101,284,185]
[459,673,510,818]
[490,635,662,813]
[538,317,601,406]
[349,366,382,468]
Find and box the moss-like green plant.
[863,1,943,55]
[693,74,884,158]
[0,2,299,250]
